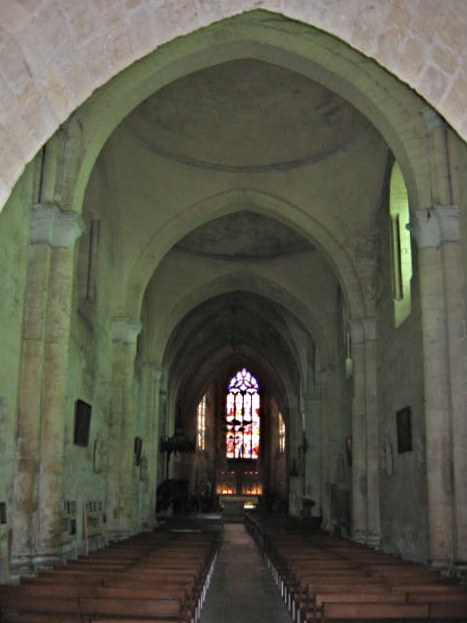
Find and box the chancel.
[1,3,467,621]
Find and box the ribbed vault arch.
[161,291,310,435]
[145,269,330,373]
[129,188,365,324]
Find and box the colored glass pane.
[225,368,260,459]
[197,395,207,451]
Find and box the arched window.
[197,394,207,451]
[390,162,413,327]
[278,412,285,453]
[225,368,260,459]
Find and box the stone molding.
[112,317,142,343]
[421,107,445,134]
[31,204,85,248]
[409,205,460,249]
[144,361,162,374]
[143,363,162,382]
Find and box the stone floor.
[199,523,293,623]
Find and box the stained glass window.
[278,412,285,453]
[225,368,260,459]
[197,394,207,451]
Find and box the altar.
[220,495,259,518]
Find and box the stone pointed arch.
[0,2,466,212]
[64,11,433,217]
[126,187,366,323]
[150,270,329,373]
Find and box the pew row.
[0,530,220,623]
[245,514,467,623]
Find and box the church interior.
[0,2,467,610]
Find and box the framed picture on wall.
[134,436,143,466]
[396,406,412,453]
[345,435,352,467]
[73,400,92,447]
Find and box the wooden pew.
[297,583,396,621]
[79,596,185,621]
[1,531,219,623]
[429,601,467,620]
[319,601,430,621]
[0,589,189,622]
[1,614,80,623]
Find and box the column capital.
[54,210,86,248]
[362,317,376,341]
[112,317,142,344]
[436,205,460,242]
[30,204,59,245]
[305,392,323,406]
[409,206,460,249]
[349,319,364,344]
[349,317,376,343]
[143,362,162,382]
[31,204,85,248]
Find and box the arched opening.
[2,6,466,579]
[225,368,261,461]
[389,162,413,327]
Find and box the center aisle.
[200,523,293,623]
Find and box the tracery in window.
[197,394,207,451]
[225,368,260,459]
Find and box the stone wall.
[376,195,428,561]
[0,166,32,579]
[62,166,115,551]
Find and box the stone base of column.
[366,532,382,549]
[430,558,451,575]
[107,528,131,543]
[142,519,159,532]
[288,476,302,518]
[10,555,37,580]
[32,554,63,570]
[452,562,467,582]
[352,529,367,544]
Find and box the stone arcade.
[0,0,466,581]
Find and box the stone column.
[159,389,168,479]
[413,205,467,565]
[106,318,141,541]
[439,209,467,565]
[349,319,367,544]
[11,205,56,571]
[410,208,454,566]
[34,207,85,565]
[304,393,323,515]
[363,318,381,548]
[287,395,303,517]
[141,365,162,530]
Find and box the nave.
[199,522,293,623]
